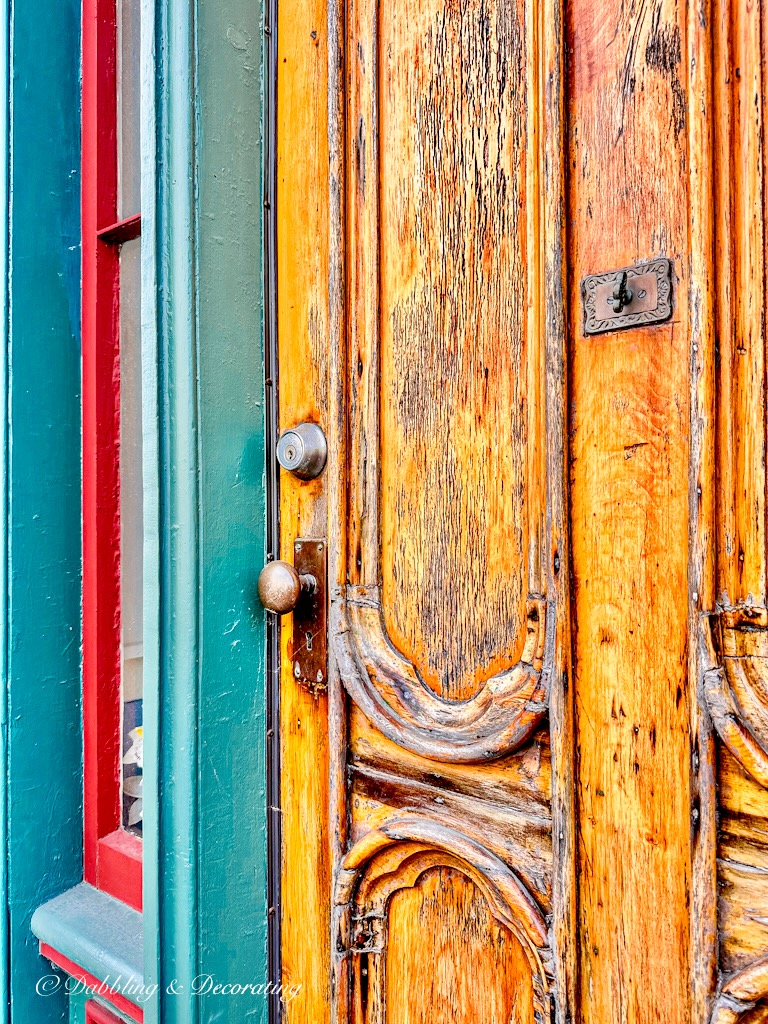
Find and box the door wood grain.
[567,1,717,1020]
[274,1,768,1021]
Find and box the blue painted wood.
[69,993,87,1024]
[0,0,10,1017]
[32,884,143,990]
[195,1,270,1019]
[142,0,268,1021]
[139,0,198,1015]
[1,1,82,1022]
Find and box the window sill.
[31,882,143,1021]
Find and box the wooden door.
[272,1,768,1022]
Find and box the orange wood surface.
[706,7,768,1022]
[714,0,767,607]
[377,0,542,701]
[385,867,535,1024]
[276,0,768,1021]
[567,3,698,1019]
[277,4,332,1021]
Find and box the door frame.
[0,1,82,1020]
[263,0,284,1017]
[142,1,271,1021]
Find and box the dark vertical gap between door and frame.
[264,0,282,1020]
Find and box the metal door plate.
[291,538,327,692]
[582,258,673,336]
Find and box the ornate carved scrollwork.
[702,606,768,789]
[703,608,768,1021]
[333,815,553,1024]
[333,590,549,763]
[710,958,768,1024]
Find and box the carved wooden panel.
[377,0,540,703]
[327,0,559,764]
[333,818,553,1024]
[276,0,566,1019]
[348,714,553,909]
[386,868,535,1024]
[323,0,566,1021]
[704,610,768,788]
[700,0,768,1019]
[276,0,768,1020]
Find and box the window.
[82,0,143,911]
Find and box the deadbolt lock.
[276,422,327,480]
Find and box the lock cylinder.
[276,422,327,480]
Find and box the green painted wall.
[142,0,269,1021]
[1,1,83,1023]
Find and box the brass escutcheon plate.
[291,538,327,692]
[582,258,673,336]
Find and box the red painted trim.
[40,945,143,1023]
[82,0,120,888]
[98,213,142,245]
[96,830,143,912]
[87,999,126,1024]
[82,0,142,910]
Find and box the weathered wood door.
[271,1,768,1021]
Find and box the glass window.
[119,235,143,833]
[117,0,141,218]
[82,0,144,909]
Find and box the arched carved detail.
[710,958,768,1024]
[333,815,553,1024]
[333,589,549,763]
[702,607,768,788]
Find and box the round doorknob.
[258,560,317,615]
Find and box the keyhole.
[285,445,297,462]
[611,270,633,314]
[306,631,313,651]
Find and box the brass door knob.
[258,559,317,615]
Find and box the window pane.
[120,237,143,833]
[117,0,141,218]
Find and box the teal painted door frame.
[142,1,269,1021]
[0,0,271,1020]
[0,1,83,1023]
